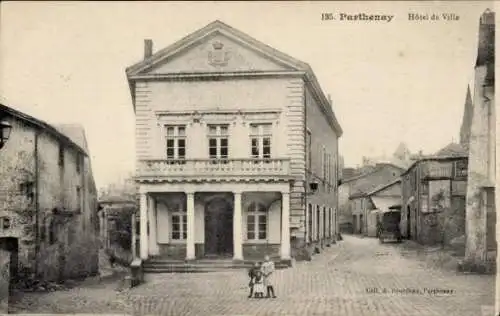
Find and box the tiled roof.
[0,103,86,155]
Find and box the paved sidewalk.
[10,235,495,315]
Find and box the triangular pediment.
[127,21,306,76]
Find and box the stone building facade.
[0,104,99,281]
[126,20,342,266]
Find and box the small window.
[58,144,64,167]
[0,217,11,230]
[76,154,83,173]
[19,181,34,204]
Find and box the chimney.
[327,94,332,105]
[144,39,153,59]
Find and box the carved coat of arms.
[208,41,230,67]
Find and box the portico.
[137,181,291,262]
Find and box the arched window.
[171,203,187,241]
[247,202,267,241]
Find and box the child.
[247,262,261,298]
[252,270,265,298]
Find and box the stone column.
[131,212,136,258]
[233,191,243,261]
[147,195,158,256]
[139,193,148,260]
[186,192,195,260]
[281,192,291,260]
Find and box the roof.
[125,20,342,136]
[366,178,401,196]
[435,142,468,157]
[401,154,468,176]
[0,103,87,155]
[342,163,403,184]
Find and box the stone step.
[142,260,290,273]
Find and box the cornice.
[128,71,304,81]
[135,176,294,184]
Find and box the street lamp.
[0,119,12,150]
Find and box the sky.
[0,1,494,189]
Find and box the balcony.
[136,158,292,182]
[421,161,468,180]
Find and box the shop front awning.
[370,197,401,213]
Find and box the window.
[49,218,57,244]
[308,204,313,242]
[208,124,229,162]
[165,125,186,164]
[250,123,272,161]
[454,160,468,178]
[58,144,64,167]
[76,186,82,211]
[306,131,312,170]
[76,154,83,173]
[19,181,34,204]
[171,203,187,240]
[328,207,332,237]
[0,217,11,230]
[323,206,327,238]
[323,147,327,180]
[247,202,267,240]
[316,205,320,240]
[172,203,187,240]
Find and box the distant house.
[364,179,402,238]
[0,104,99,281]
[339,163,403,235]
[400,154,468,246]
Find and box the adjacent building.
[0,104,99,281]
[400,155,468,246]
[463,9,496,271]
[339,163,403,235]
[126,21,342,266]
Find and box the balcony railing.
[137,158,291,179]
[422,164,453,179]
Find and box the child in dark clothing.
[247,262,262,298]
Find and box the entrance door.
[0,237,18,282]
[205,198,233,256]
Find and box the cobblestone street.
[11,236,495,315]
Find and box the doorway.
[0,237,19,281]
[204,197,233,257]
